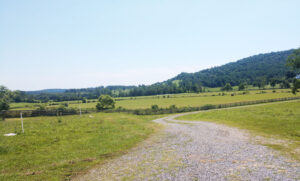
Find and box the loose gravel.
[74,113,300,181]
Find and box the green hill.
[169,49,295,88]
[18,49,298,102]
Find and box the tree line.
[1,49,299,106]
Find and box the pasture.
[115,90,296,109]
[10,89,297,111]
[0,113,163,180]
[178,100,300,160]
[2,90,299,180]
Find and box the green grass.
[0,113,163,180]
[178,101,300,160]
[115,90,296,109]
[10,102,41,110]
[46,89,299,110]
[10,89,295,111]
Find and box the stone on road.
[74,114,300,181]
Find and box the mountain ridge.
[21,48,298,101]
[166,49,295,88]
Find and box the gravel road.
[75,112,300,181]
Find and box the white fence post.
[21,112,24,133]
[79,106,82,117]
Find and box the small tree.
[221,83,233,91]
[96,95,115,110]
[238,83,246,91]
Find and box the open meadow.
[10,89,298,111]
[3,88,300,180]
[115,89,297,109]
[0,113,163,180]
[178,100,300,160]
[2,1,300,179]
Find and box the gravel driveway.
[75,113,300,181]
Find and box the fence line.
[1,96,300,119]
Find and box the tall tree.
[286,48,300,94]
[0,86,12,120]
[0,86,11,111]
[287,48,300,69]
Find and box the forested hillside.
[14,49,297,102]
[170,49,295,87]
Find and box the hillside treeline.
[170,49,295,87]
[9,49,299,103]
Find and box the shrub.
[37,104,46,111]
[200,104,216,110]
[57,105,67,112]
[151,105,159,111]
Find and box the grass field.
[10,89,297,111]
[0,113,163,180]
[178,100,300,160]
[115,90,297,109]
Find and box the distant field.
[178,100,300,160]
[204,84,282,92]
[0,113,163,180]
[115,90,296,109]
[10,102,41,110]
[10,89,297,111]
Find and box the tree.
[255,77,266,89]
[270,78,277,88]
[0,86,12,120]
[286,71,296,79]
[292,79,300,94]
[238,83,246,91]
[286,48,300,69]
[280,80,291,89]
[96,95,115,110]
[12,90,25,102]
[221,83,233,91]
[286,48,300,94]
[0,86,11,111]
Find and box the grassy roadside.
[178,101,300,160]
[0,113,164,180]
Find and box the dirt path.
[75,111,300,181]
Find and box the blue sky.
[0,0,300,91]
